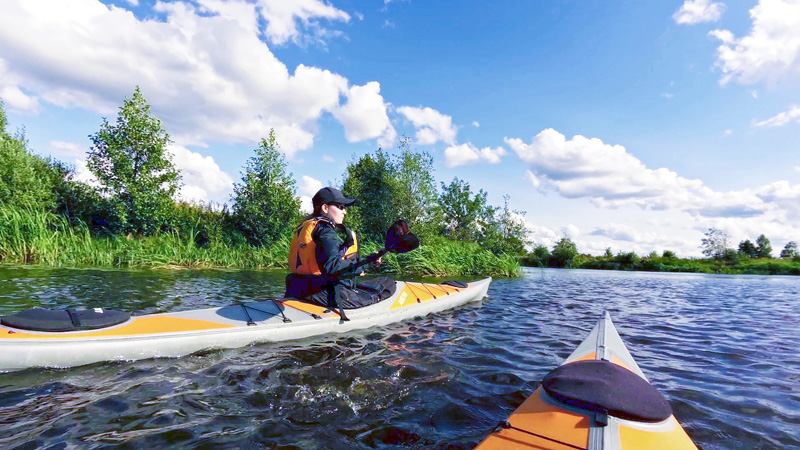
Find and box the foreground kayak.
[0,278,491,372]
[477,311,697,450]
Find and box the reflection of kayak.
[0,278,491,372]
[477,311,697,450]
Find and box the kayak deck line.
[0,278,491,372]
[476,311,697,450]
[390,282,464,310]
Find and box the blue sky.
[2,0,799,257]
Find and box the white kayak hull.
[0,278,491,372]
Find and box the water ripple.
[0,267,798,448]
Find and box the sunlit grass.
[0,205,520,277]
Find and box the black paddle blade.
[386,219,419,253]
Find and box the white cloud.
[505,128,792,222]
[332,81,396,146]
[73,159,100,188]
[169,145,234,203]
[298,175,322,214]
[756,180,800,221]
[662,93,674,99]
[673,0,726,25]
[0,0,390,159]
[48,141,85,159]
[506,129,708,211]
[444,143,480,167]
[754,105,800,127]
[397,106,458,145]
[322,155,335,163]
[562,224,581,239]
[298,175,323,197]
[257,0,350,46]
[710,0,800,85]
[0,84,40,113]
[480,146,506,164]
[443,143,506,167]
[472,121,480,127]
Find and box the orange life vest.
[288,218,359,276]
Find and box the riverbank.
[0,207,520,277]
[522,254,800,275]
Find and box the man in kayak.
[285,187,394,314]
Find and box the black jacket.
[312,219,362,282]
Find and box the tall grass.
[0,205,289,268]
[363,236,520,277]
[0,205,520,277]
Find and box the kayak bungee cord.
[490,421,586,450]
[238,301,291,325]
[405,282,459,302]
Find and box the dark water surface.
[1,267,799,449]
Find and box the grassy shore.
[0,205,519,277]
[570,254,800,275]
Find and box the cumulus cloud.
[332,81,396,147]
[0,0,390,158]
[0,84,40,113]
[709,0,800,85]
[756,180,800,221]
[673,0,726,25]
[506,129,708,210]
[443,143,506,167]
[754,105,800,127]
[257,0,350,45]
[505,128,798,222]
[298,175,322,213]
[169,145,235,203]
[397,106,458,145]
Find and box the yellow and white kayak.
[477,311,697,450]
[0,278,491,372]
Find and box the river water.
[0,267,798,449]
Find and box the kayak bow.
[477,311,697,450]
[0,278,491,372]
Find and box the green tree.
[533,244,550,261]
[341,149,395,241]
[232,129,301,247]
[662,250,676,259]
[481,194,531,255]
[551,236,578,267]
[700,228,730,259]
[738,239,758,258]
[780,241,798,259]
[439,177,494,242]
[341,140,440,242]
[604,248,614,258]
[391,138,440,239]
[0,101,75,211]
[87,87,180,235]
[755,234,772,258]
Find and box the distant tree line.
[701,228,799,262]
[0,89,531,259]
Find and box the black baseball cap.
[312,187,356,208]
